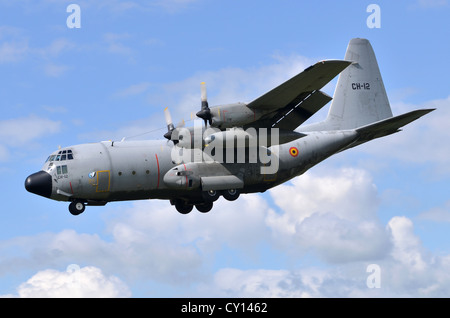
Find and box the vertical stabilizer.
[319,38,393,130]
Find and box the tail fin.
[323,38,393,130]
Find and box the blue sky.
[0,0,449,297]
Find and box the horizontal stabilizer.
[355,108,435,143]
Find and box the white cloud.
[207,214,450,297]
[4,165,450,296]
[0,115,61,162]
[212,268,311,298]
[103,33,134,58]
[418,200,450,222]
[152,0,202,13]
[0,196,271,287]
[0,40,28,63]
[381,216,450,297]
[0,30,74,65]
[38,38,75,58]
[114,82,151,98]
[208,266,380,298]
[415,0,448,8]
[387,216,427,271]
[43,63,70,77]
[352,96,450,176]
[267,168,389,263]
[0,115,61,146]
[15,266,130,298]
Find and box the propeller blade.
[164,107,174,131]
[163,107,175,140]
[201,81,208,108]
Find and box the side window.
[56,165,68,175]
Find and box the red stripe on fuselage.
[155,154,160,189]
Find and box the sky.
[0,0,449,298]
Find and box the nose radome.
[25,171,52,198]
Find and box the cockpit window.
[46,149,74,163]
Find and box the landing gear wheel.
[69,200,85,215]
[202,190,220,202]
[195,201,213,213]
[175,200,193,214]
[222,189,240,201]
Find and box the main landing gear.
[173,189,240,214]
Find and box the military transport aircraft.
[25,38,434,215]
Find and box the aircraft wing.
[247,90,332,130]
[246,60,351,130]
[247,60,351,111]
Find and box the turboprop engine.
[195,82,265,129]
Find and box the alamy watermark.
[366,4,381,29]
[366,264,381,289]
[66,4,81,29]
[66,263,82,289]
[169,121,281,174]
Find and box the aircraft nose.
[25,171,52,198]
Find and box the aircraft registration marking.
[351,82,370,90]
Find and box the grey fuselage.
[40,130,358,205]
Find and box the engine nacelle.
[163,163,201,190]
[209,103,264,129]
[163,162,243,191]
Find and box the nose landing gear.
[69,200,86,215]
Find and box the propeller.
[196,82,212,127]
[163,107,185,144]
[163,107,175,141]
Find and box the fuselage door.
[96,170,110,192]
